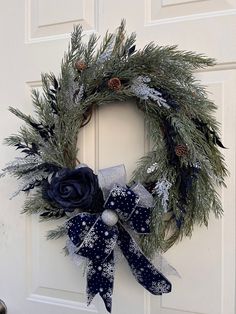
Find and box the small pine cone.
[107,77,122,91]
[175,144,188,157]
[75,60,87,71]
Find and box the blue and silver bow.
[66,165,172,312]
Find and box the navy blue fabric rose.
[46,167,102,212]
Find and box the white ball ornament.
[101,209,118,226]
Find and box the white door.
[0,1,235,314]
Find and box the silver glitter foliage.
[153,179,172,212]
[0,155,43,177]
[0,155,49,199]
[74,84,84,105]
[96,37,115,65]
[147,162,158,174]
[130,76,170,109]
[10,168,49,199]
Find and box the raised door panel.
[26,0,98,42]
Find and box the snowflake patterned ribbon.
[66,170,172,312]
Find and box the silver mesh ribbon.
[131,182,154,208]
[154,253,180,277]
[98,164,127,199]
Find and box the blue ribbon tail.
[117,224,172,295]
[86,252,115,313]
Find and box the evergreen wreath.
[1,20,227,311]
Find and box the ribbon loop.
[131,182,154,208]
[104,184,152,234]
[98,164,127,199]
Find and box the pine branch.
[112,19,126,55]
[47,225,67,240]
[84,33,99,64]
[9,106,38,126]
[22,191,49,215]
[95,31,114,60]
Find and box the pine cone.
[107,77,122,91]
[75,60,87,71]
[175,144,188,157]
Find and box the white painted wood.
[25,0,97,42]
[0,1,235,314]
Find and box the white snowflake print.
[101,287,113,310]
[104,237,116,255]
[111,186,127,197]
[132,267,144,283]
[147,263,160,276]
[145,218,150,225]
[87,261,96,280]
[82,229,98,248]
[116,208,129,220]
[129,241,142,257]
[75,227,91,244]
[151,280,171,294]
[102,262,115,282]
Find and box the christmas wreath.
[1,21,227,312]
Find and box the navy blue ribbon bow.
[66,184,172,312]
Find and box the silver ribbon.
[98,164,127,199]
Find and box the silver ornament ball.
[101,209,118,226]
